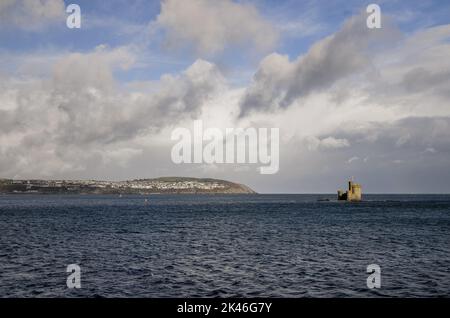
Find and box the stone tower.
[337,179,362,201]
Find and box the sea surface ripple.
[0,194,449,297]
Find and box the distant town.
[0,177,255,195]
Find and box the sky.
[1,0,450,193]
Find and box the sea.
[0,194,449,298]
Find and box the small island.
[0,177,256,195]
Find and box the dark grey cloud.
[250,116,450,193]
[401,67,450,96]
[330,117,450,154]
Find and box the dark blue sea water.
[0,194,449,298]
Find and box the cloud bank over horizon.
[1,0,450,193]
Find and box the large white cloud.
[0,0,65,30]
[156,0,278,56]
[0,45,227,178]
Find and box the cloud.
[365,24,450,113]
[347,156,360,164]
[0,0,65,30]
[352,117,450,154]
[156,0,278,56]
[423,147,437,154]
[0,46,227,178]
[277,19,324,38]
[315,116,450,174]
[230,16,450,192]
[305,136,350,151]
[239,13,398,116]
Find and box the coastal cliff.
[0,177,256,195]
